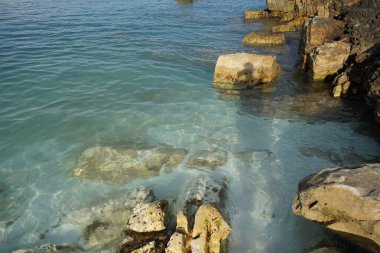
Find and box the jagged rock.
[243,32,285,46]
[299,17,345,69]
[332,73,350,98]
[176,211,190,234]
[127,200,168,233]
[266,0,295,13]
[272,17,305,32]
[293,164,380,252]
[72,145,187,184]
[191,205,231,253]
[244,10,270,20]
[165,232,186,253]
[213,53,281,89]
[309,248,342,253]
[307,40,350,80]
[60,187,154,250]
[185,175,224,209]
[131,241,157,253]
[187,150,228,170]
[11,244,84,253]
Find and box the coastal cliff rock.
[243,32,285,46]
[72,145,187,184]
[306,40,351,80]
[292,164,380,252]
[213,53,281,89]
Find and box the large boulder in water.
[292,164,380,252]
[72,145,187,184]
[213,53,281,90]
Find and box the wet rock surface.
[72,145,187,184]
[243,32,285,46]
[293,164,380,252]
[213,53,281,90]
[11,244,84,253]
[187,150,228,170]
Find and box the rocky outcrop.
[213,53,281,90]
[243,32,285,46]
[306,40,351,80]
[72,145,187,184]
[293,164,380,252]
[272,17,306,32]
[187,150,228,170]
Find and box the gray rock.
[73,145,187,184]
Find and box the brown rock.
[272,17,305,32]
[244,10,269,20]
[299,17,345,69]
[293,164,380,251]
[266,0,295,13]
[213,53,281,89]
[307,40,350,80]
[332,73,350,98]
[243,32,285,46]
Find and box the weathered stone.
[243,32,285,46]
[61,187,154,250]
[127,200,167,233]
[266,0,295,13]
[191,205,231,253]
[187,150,228,170]
[165,232,186,253]
[307,40,350,80]
[176,211,190,234]
[244,10,270,20]
[272,17,305,32]
[213,53,281,89]
[73,145,187,184]
[11,244,84,253]
[131,241,156,253]
[299,17,345,69]
[293,164,380,251]
[185,175,223,208]
[332,73,350,98]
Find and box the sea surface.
[0,0,379,252]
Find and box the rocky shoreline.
[9,0,380,253]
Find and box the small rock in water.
[213,53,281,90]
[72,145,187,184]
[243,32,285,46]
[127,200,168,233]
[187,150,228,170]
[191,205,231,253]
[60,186,154,250]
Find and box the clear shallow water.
[0,0,379,252]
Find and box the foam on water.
[1,0,380,252]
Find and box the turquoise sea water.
[1,0,380,252]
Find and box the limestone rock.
[187,150,228,170]
[332,73,350,98]
[244,10,270,20]
[191,205,231,253]
[213,53,281,89]
[72,145,187,184]
[185,175,224,208]
[176,211,190,234]
[165,232,186,253]
[127,200,168,233]
[243,32,285,46]
[11,244,84,253]
[60,187,154,250]
[299,17,345,69]
[266,0,295,13]
[131,241,156,253]
[293,164,380,250]
[272,17,305,32]
[307,40,350,80]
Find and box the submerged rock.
[187,150,228,170]
[191,204,231,253]
[306,40,351,80]
[176,0,193,4]
[11,244,84,253]
[243,32,285,46]
[293,164,380,252]
[213,53,281,90]
[72,145,187,184]
[61,187,154,250]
